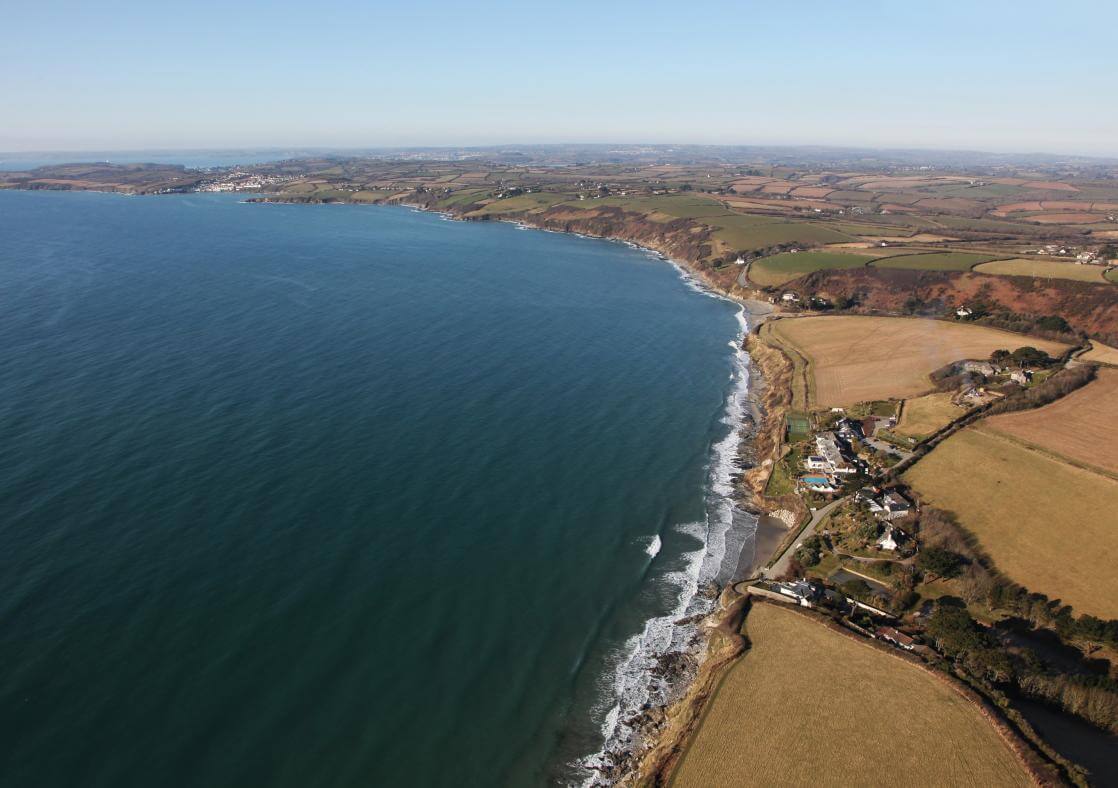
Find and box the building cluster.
[854,486,913,522]
[800,426,867,494]
[197,172,294,193]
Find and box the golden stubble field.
[768,316,1068,408]
[672,603,1029,787]
[905,427,1118,619]
[1082,340,1118,366]
[983,369,1118,477]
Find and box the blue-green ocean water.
[0,191,754,786]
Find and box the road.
[764,495,849,580]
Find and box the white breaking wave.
[644,534,662,559]
[578,280,754,785]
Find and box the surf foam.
[578,274,756,785]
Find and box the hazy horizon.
[5,0,1116,158]
[3,140,1118,162]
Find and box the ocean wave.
[644,534,662,559]
[577,296,754,785]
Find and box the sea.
[0,190,759,787]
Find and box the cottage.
[1010,369,1032,385]
[875,626,916,650]
[781,292,800,303]
[955,306,973,318]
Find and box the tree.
[1011,346,1050,367]
[926,603,985,656]
[916,547,964,579]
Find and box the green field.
[931,215,1049,235]
[870,251,1000,271]
[974,258,1111,283]
[923,183,1027,199]
[748,251,868,286]
[436,189,488,208]
[563,194,728,220]
[825,221,916,237]
[1107,268,1118,283]
[468,192,572,215]
[706,215,852,252]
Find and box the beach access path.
[764,495,848,579]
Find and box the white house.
[877,526,899,551]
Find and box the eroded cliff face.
[407,195,746,293]
[404,192,1118,344]
[799,268,1118,345]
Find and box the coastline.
[279,193,801,784]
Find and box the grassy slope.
[748,251,868,287]
[870,251,1000,271]
[974,258,1110,283]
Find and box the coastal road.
[764,495,849,580]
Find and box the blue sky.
[3,0,1115,155]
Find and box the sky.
[2,0,1116,156]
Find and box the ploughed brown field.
[983,369,1118,477]
[1028,213,1101,224]
[671,603,1030,787]
[905,427,1118,620]
[767,316,1068,408]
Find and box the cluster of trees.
[959,303,1080,342]
[989,346,1055,368]
[1019,673,1118,734]
[794,534,825,567]
[926,603,1015,681]
[926,600,1118,733]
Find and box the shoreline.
[254,193,801,784]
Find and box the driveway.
[764,495,849,579]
